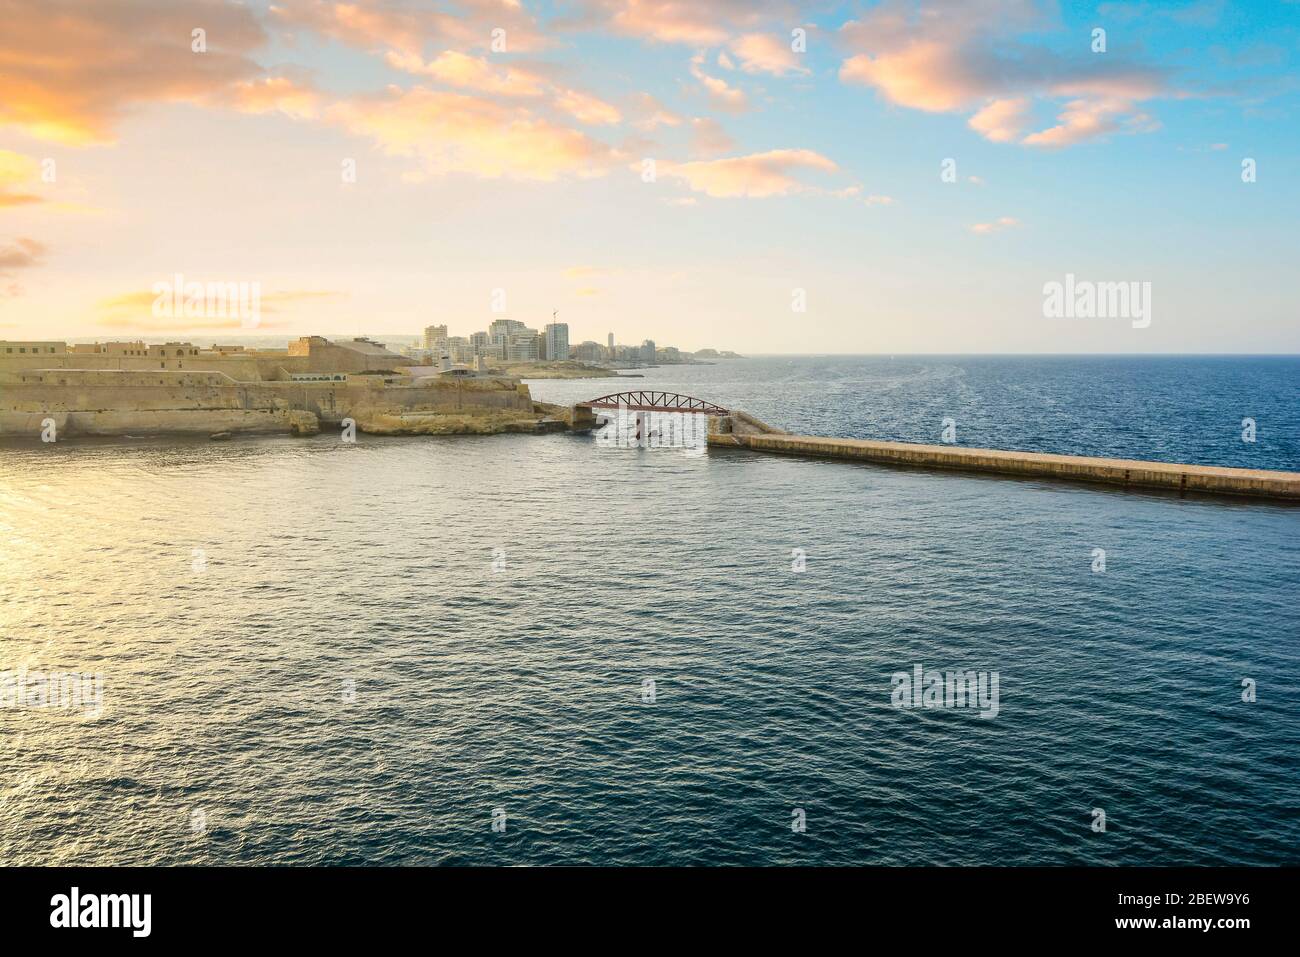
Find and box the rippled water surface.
[1,357,1297,865]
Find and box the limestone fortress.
[0,335,572,438]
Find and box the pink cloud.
[838,0,1169,148]
[968,98,1032,143]
[690,54,749,113]
[595,0,794,47]
[0,0,266,144]
[1023,97,1159,148]
[730,33,809,77]
[659,148,838,198]
[970,216,1020,235]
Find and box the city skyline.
[1,1,1298,352]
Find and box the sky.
[0,0,1297,353]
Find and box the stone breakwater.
[707,428,1300,502]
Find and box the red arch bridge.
[575,391,730,416]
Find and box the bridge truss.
[577,391,730,416]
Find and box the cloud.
[0,151,45,208]
[968,97,1032,143]
[604,1,732,45]
[554,89,623,125]
[690,54,749,113]
[0,237,47,270]
[970,216,1020,234]
[385,50,548,98]
[1022,97,1159,148]
[730,33,808,76]
[232,75,323,120]
[0,0,267,144]
[630,93,683,130]
[659,148,838,198]
[864,194,895,206]
[839,0,1169,147]
[98,289,346,314]
[0,237,48,296]
[329,86,617,180]
[271,0,550,55]
[562,265,608,297]
[584,0,796,47]
[689,117,735,157]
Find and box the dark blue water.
[1,356,1296,865]
[530,355,1300,470]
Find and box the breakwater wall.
[708,429,1300,502]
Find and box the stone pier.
[707,417,1300,502]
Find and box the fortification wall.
[0,369,533,436]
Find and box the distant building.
[444,337,470,363]
[469,331,496,358]
[640,339,656,365]
[147,342,201,358]
[544,322,570,361]
[608,332,614,355]
[488,319,525,339]
[67,341,143,356]
[1,340,67,356]
[422,324,448,353]
[574,340,605,363]
[286,336,413,373]
[506,332,539,361]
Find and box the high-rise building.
[423,324,448,353]
[506,332,539,361]
[640,339,656,365]
[607,332,615,354]
[544,322,570,361]
[488,319,525,339]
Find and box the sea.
[1,355,1296,865]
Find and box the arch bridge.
[575,391,730,416]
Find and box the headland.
[0,336,587,439]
